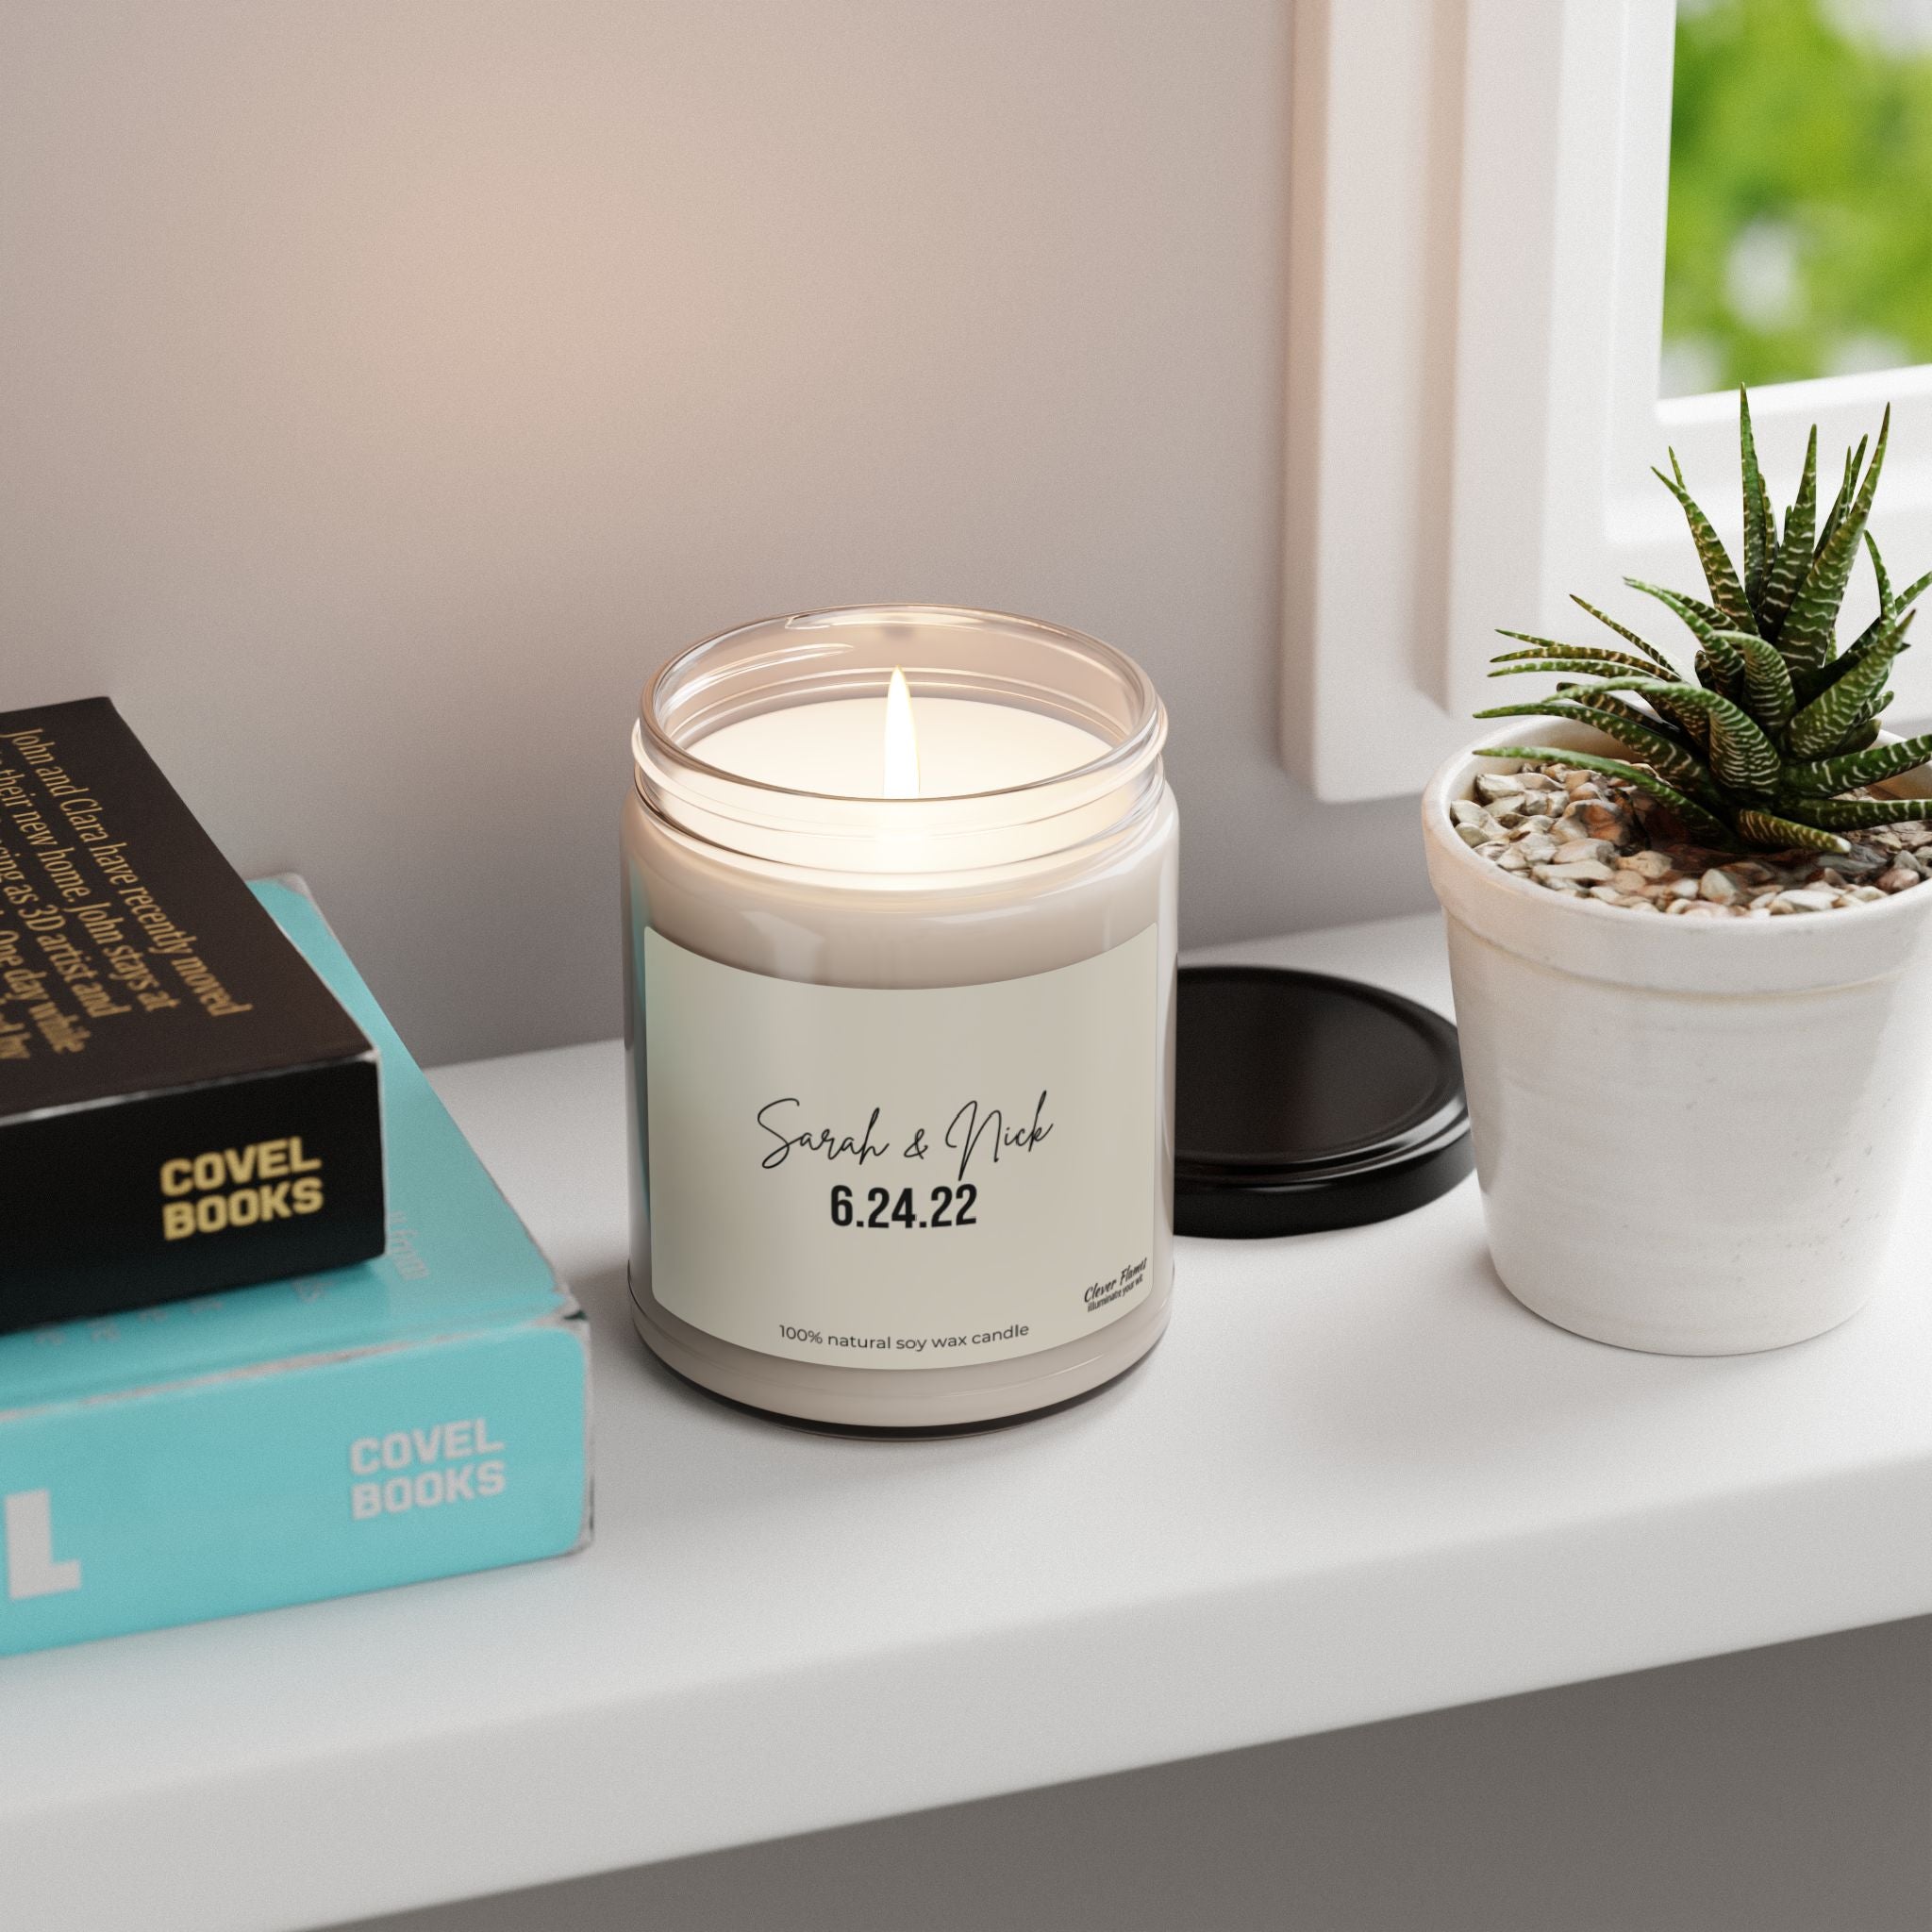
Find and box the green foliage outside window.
[1666,0,1932,395]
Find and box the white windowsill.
[6,911,1930,1932]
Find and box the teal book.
[0,880,591,1656]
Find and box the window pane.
[1663,0,1932,397]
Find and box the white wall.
[0,0,1434,1066]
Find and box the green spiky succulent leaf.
[1779,411,1889,676]
[1740,390,1774,611]
[1775,795,1932,831]
[1487,656,1663,681]
[1730,810,1851,855]
[1813,436,1867,570]
[1865,531,1892,613]
[1736,633,1796,732]
[1889,568,1932,620]
[1758,427,1818,637]
[1825,712,1887,758]
[1657,454,1757,633]
[1474,392,1926,857]
[1787,611,1914,758]
[1779,733,1932,798]
[1580,678,1781,797]
[1476,746,1735,846]
[1568,597,1682,677]
[1491,631,1667,676]
[1473,697,1720,801]
[1624,579,1748,695]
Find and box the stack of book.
[0,701,590,1656]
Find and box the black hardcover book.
[0,698,384,1329]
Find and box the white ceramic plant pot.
[1423,718,1932,1354]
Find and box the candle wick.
[883,667,920,799]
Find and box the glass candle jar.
[623,606,1177,1431]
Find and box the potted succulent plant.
[1423,393,1932,1354]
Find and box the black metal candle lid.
[1174,965,1473,1239]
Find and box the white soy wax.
[623,607,1176,1431]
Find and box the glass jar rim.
[639,604,1166,808]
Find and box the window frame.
[1283,0,1932,803]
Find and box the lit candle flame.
[883,665,920,799]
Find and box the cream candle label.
[641,926,1160,1370]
